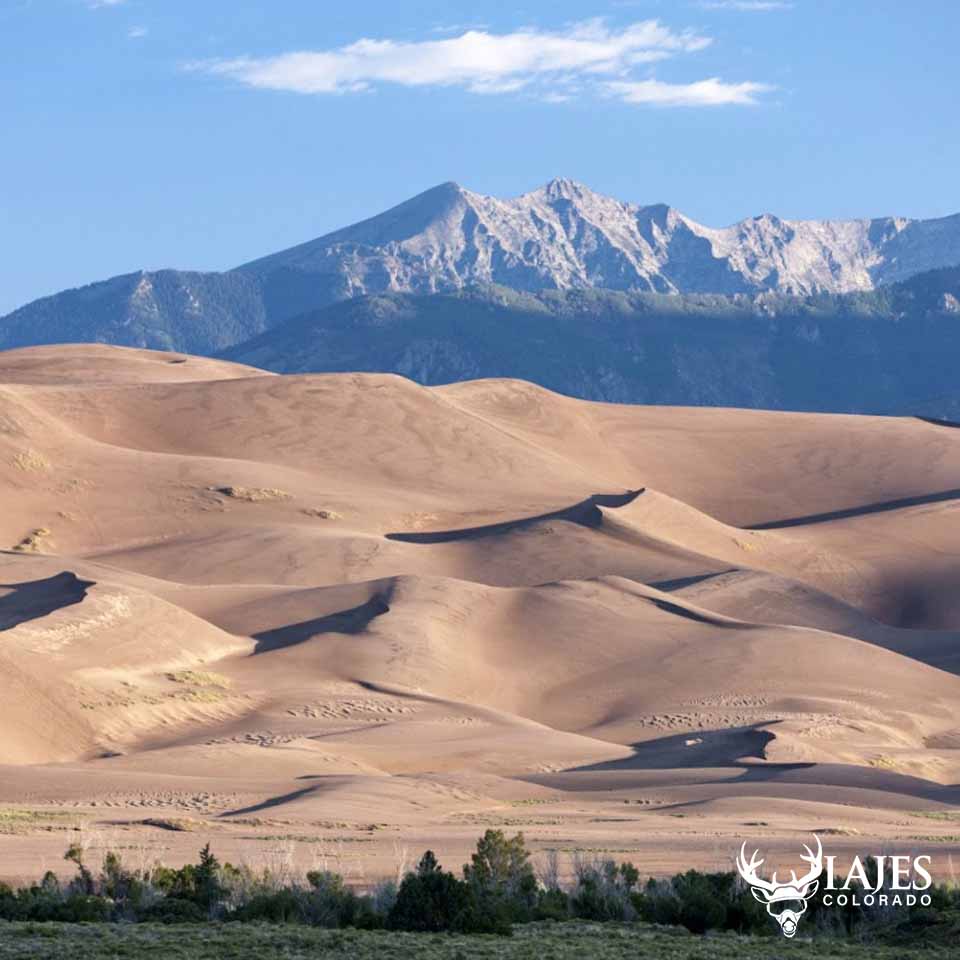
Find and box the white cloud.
[128,25,148,38]
[699,1,792,10]
[88,0,126,7]
[193,19,720,98]
[606,77,772,105]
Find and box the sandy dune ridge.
[1,344,959,882]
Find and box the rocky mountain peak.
[6,182,960,357]
[539,176,594,202]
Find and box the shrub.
[463,830,538,924]
[0,881,24,921]
[139,897,206,923]
[7,837,960,944]
[64,843,95,896]
[194,843,224,912]
[58,894,113,923]
[339,894,386,930]
[152,844,226,915]
[672,871,727,934]
[304,870,363,928]
[388,851,469,932]
[232,888,303,923]
[634,877,681,927]
[99,850,154,918]
[534,886,570,921]
[368,879,397,919]
[635,869,769,935]
[570,858,638,921]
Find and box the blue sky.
[1,1,958,314]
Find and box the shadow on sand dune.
[568,724,786,772]
[525,724,960,803]
[917,416,960,429]
[649,570,739,592]
[0,571,94,632]
[642,595,748,628]
[252,588,394,654]
[748,487,960,530]
[385,489,645,543]
[218,786,319,818]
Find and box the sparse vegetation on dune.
[10,527,52,553]
[302,507,342,519]
[212,485,291,502]
[0,809,78,836]
[166,670,231,690]
[139,817,204,833]
[10,449,50,472]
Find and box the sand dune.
[2,344,960,882]
[0,344,268,385]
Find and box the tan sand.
[1,344,959,884]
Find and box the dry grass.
[175,688,228,704]
[11,527,52,553]
[139,817,205,833]
[213,486,291,502]
[11,449,50,472]
[166,670,231,690]
[0,808,78,835]
[302,507,342,519]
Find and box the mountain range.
[237,177,960,301]
[221,269,960,415]
[3,178,960,413]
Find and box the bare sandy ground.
[2,344,960,884]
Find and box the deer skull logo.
[736,835,823,938]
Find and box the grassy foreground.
[0,922,952,960]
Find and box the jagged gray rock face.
[238,177,960,299]
[3,178,960,356]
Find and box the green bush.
[672,873,726,935]
[138,898,206,923]
[634,870,769,936]
[570,859,638,921]
[534,886,570,921]
[388,851,470,933]
[4,836,960,946]
[463,830,537,924]
[152,843,225,915]
[231,889,303,923]
[58,894,114,923]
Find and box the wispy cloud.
[430,22,490,35]
[606,77,772,105]
[88,0,126,8]
[699,1,793,10]
[189,18,771,107]
[128,25,148,38]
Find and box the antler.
[737,843,779,892]
[738,836,823,892]
[792,835,823,887]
